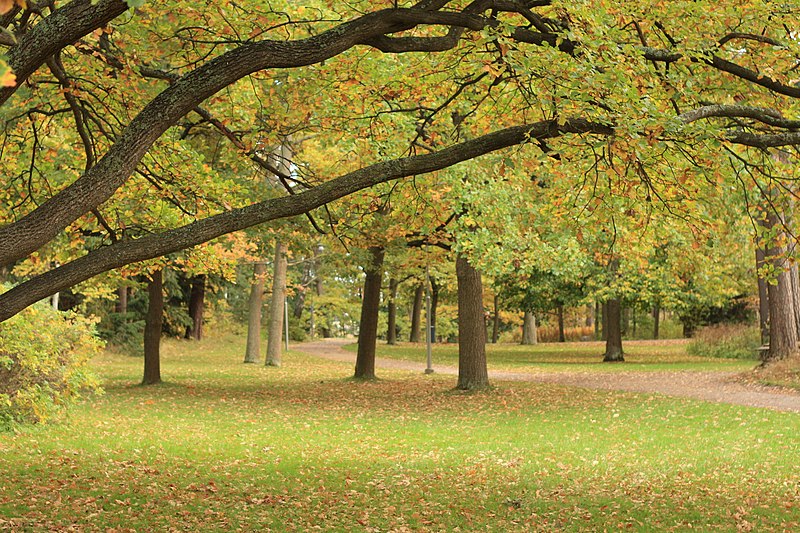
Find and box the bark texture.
[603,298,625,362]
[114,286,128,314]
[521,311,537,345]
[184,274,205,340]
[456,256,489,390]
[142,269,163,385]
[764,256,799,361]
[266,241,288,367]
[355,247,385,379]
[244,262,267,364]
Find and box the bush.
[687,324,760,360]
[0,293,103,429]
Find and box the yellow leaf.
[0,65,14,87]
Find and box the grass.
[1,334,798,531]
[349,340,758,373]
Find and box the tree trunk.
[759,203,799,362]
[142,269,163,385]
[790,265,800,337]
[601,301,608,341]
[387,277,398,345]
[766,267,798,361]
[244,262,267,364]
[557,304,566,342]
[430,277,440,343]
[314,245,331,338]
[409,283,424,343]
[266,241,288,367]
[521,311,537,345]
[603,298,624,362]
[652,302,661,340]
[594,301,600,340]
[355,246,385,379]
[115,285,128,314]
[756,247,769,345]
[456,255,489,390]
[491,294,500,343]
[184,274,205,340]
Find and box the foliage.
[687,324,761,360]
[0,288,102,429]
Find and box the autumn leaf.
[0,66,15,88]
[0,0,24,16]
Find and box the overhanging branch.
[0,117,613,321]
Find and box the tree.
[266,241,288,367]
[2,0,800,328]
[354,246,385,380]
[142,269,163,385]
[456,255,489,390]
[244,262,267,364]
[184,274,206,340]
[521,311,537,345]
[386,277,399,345]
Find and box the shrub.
[687,324,760,360]
[0,292,103,429]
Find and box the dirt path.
[294,339,800,413]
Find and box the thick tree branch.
[679,105,800,129]
[0,117,613,321]
[0,0,129,106]
[0,7,490,269]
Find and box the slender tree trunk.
[491,294,500,343]
[266,241,288,367]
[244,262,267,364]
[585,305,593,327]
[790,265,800,337]
[387,277,398,345]
[293,288,306,320]
[430,277,440,343]
[115,285,128,314]
[314,244,331,338]
[601,301,608,341]
[184,274,205,340]
[142,269,163,385]
[521,311,537,345]
[756,247,770,345]
[355,246,385,379]
[456,255,489,390]
[557,304,566,342]
[409,283,424,343]
[603,298,624,362]
[594,301,600,340]
[652,302,661,340]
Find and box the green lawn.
[1,335,797,531]
[348,340,758,373]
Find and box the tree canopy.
[1,0,799,322]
